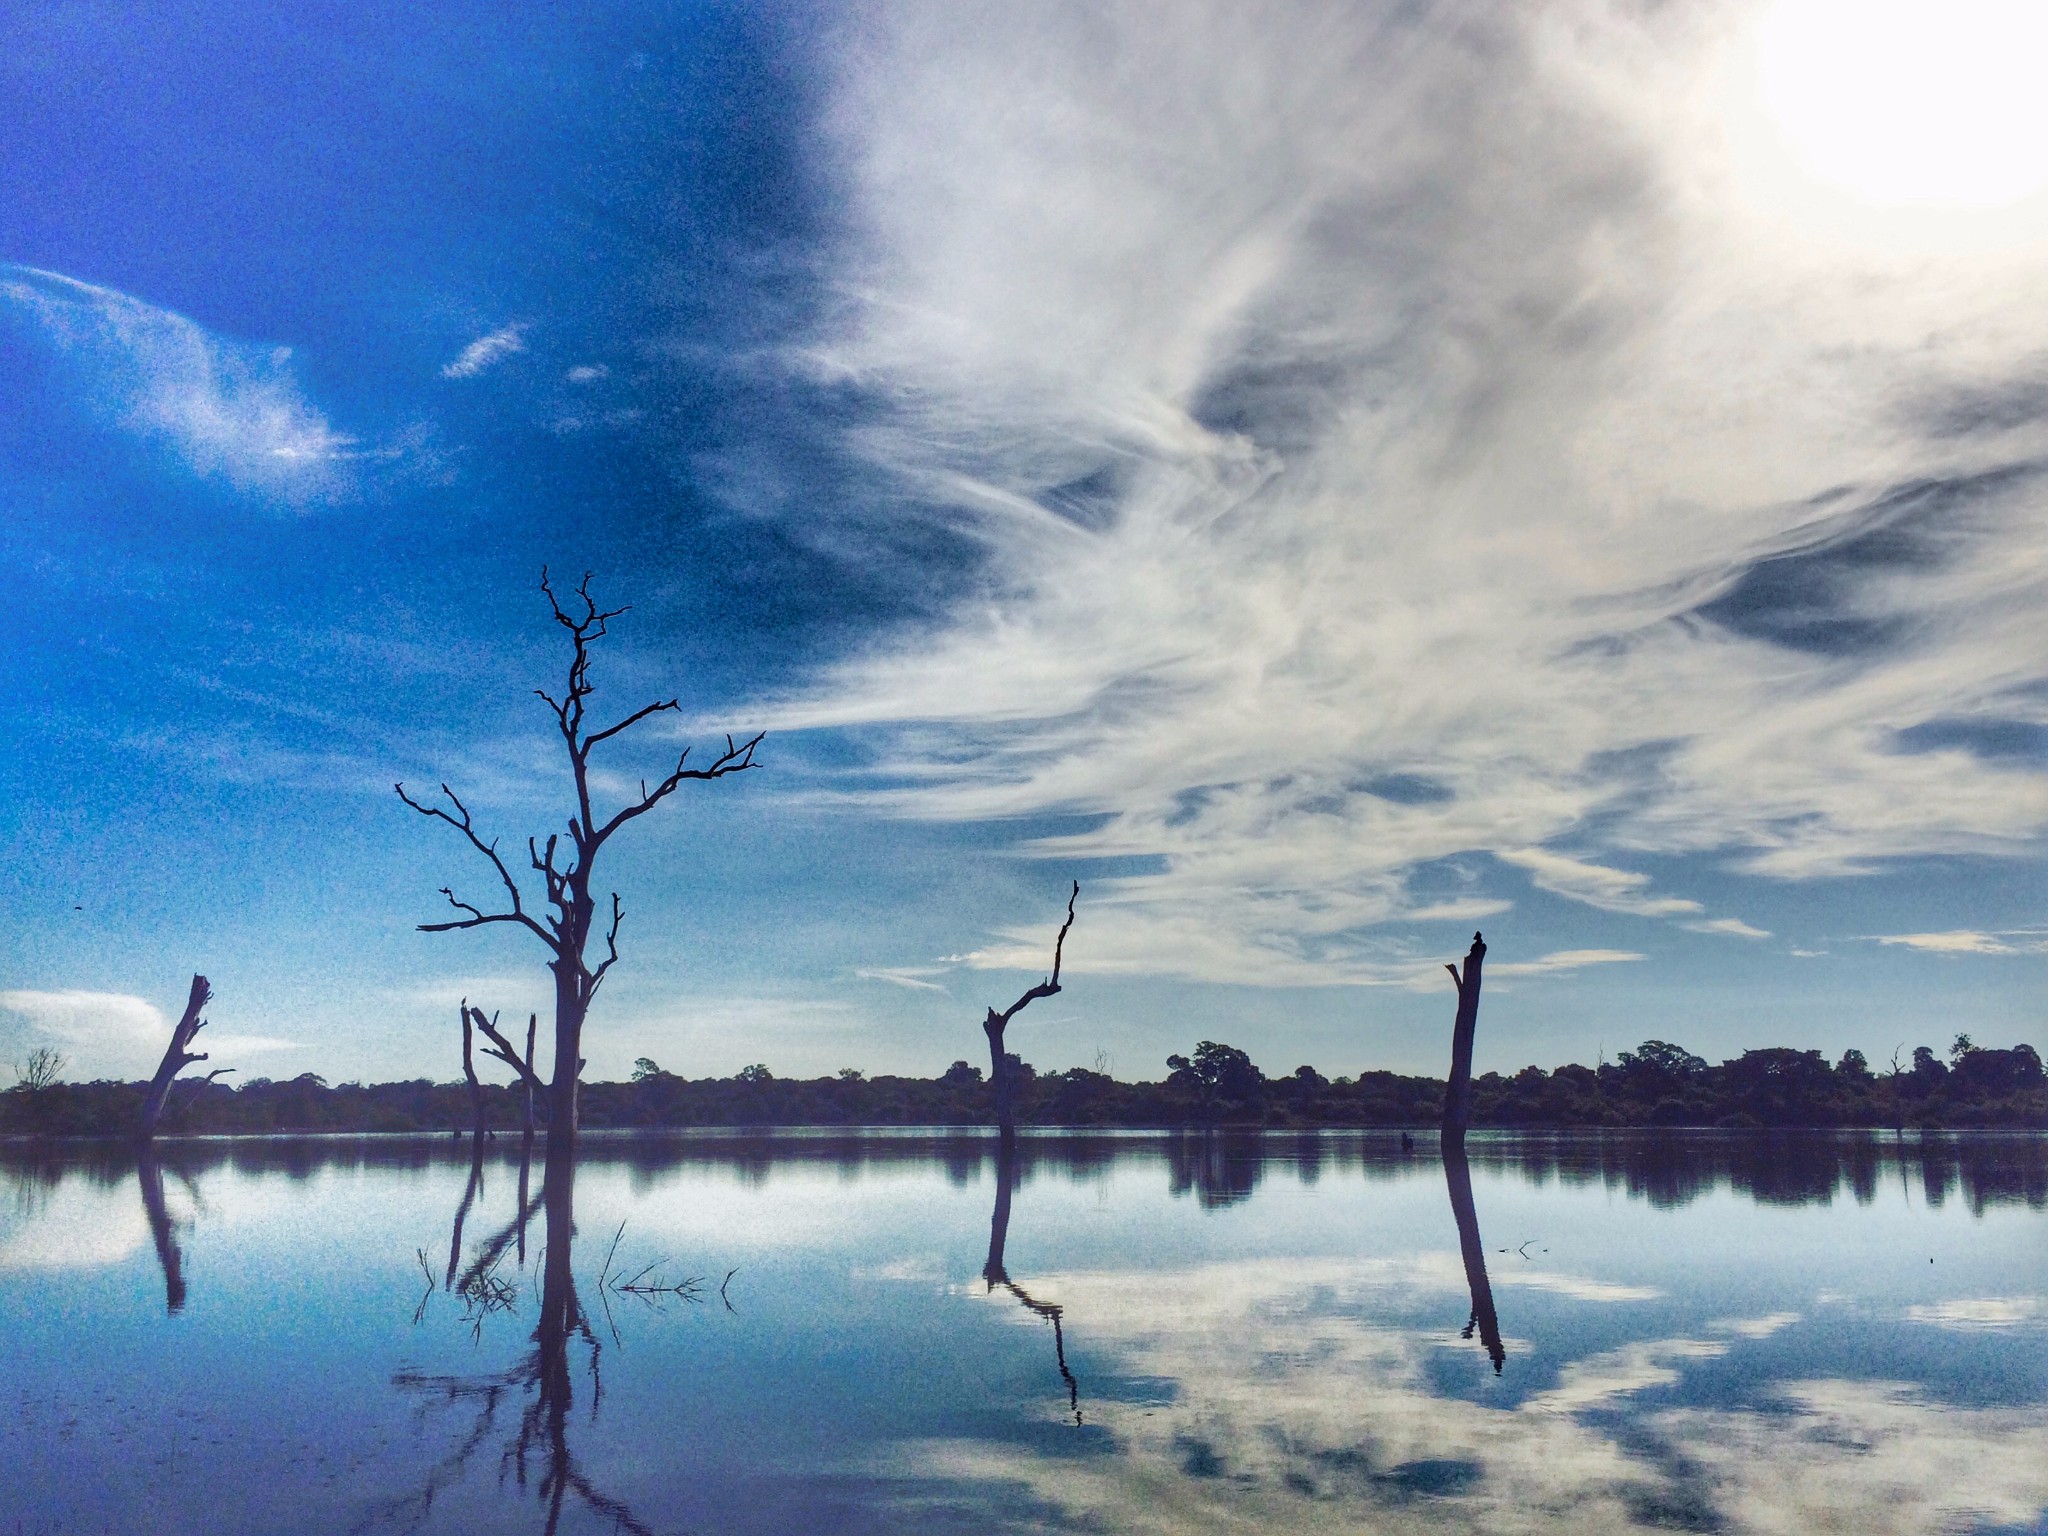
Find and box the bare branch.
[587,895,624,993]
[992,882,1082,1029]
[1446,963,1462,990]
[397,782,557,951]
[591,730,764,847]
[469,1007,547,1094]
[1048,880,1078,988]
[581,698,681,754]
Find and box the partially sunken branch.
[139,974,226,1142]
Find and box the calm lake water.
[3,1129,2045,1535]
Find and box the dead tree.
[980,883,1078,1140]
[138,974,232,1142]
[1439,932,1487,1142]
[398,570,760,1171]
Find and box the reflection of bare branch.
[353,1371,510,1536]
[993,1275,1080,1423]
[411,1248,435,1327]
[984,1138,1083,1424]
[459,1186,546,1294]
[444,1139,485,1291]
[369,1169,662,1536]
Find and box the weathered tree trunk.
[138,975,215,1143]
[1442,1138,1503,1373]
[548,952,589,1157]
[983,1016,1016,1141]
[460,1005,487,1139]
[1440,932,1487,1142]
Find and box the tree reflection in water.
[983,1137,1082,1425]
[134,1145,190,1315]
[367,1138,656,1536]
[1442,1138,1504,1373]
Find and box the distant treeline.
[4,1033,2042,1137]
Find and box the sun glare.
[1755,0,2048,207]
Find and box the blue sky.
[1,0,2043,1087]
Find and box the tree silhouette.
[399,570,761,1168]
[139,975,232,1141]
[980,884,1078,1139]
[1440,932,1487,1142]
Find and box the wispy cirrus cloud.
[1488,949,1644,979]
[750,0,2048,985]
[0,265,368,503]
[441,324,527,379]
[855,966,951,993]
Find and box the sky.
[1,0,2044,1088]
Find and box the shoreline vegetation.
[5,1036,2043,1138]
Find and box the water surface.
[3,1129,2044,1534]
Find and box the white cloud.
[1493,1269,1662,1303]
[1713,1311,1802,1339]
[1875,930,2048,955]
[750,0,2048,986]
[0,264,361,502]
[0,988,299,1080]
[888,1254,2048,1536]
[441,324,527,379]
[0,1181,148,1272]
[1,989,166,1058]
[1685,917,1773,939]
[1906,1296,2045,1331]
[565,363,608,382]
[1497,849,1703,918]
[1404,898,1516,924]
